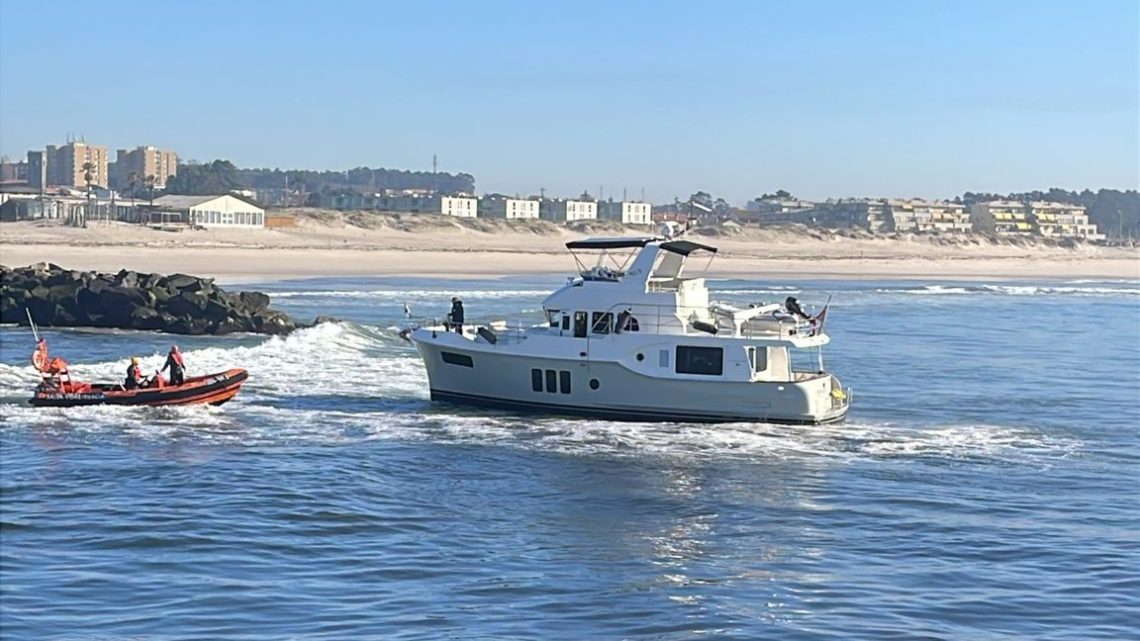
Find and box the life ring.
[31,340,48,371]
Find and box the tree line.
[163,160,476,200]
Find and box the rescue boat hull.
[29,368,249,408]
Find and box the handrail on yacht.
[592,300,823,340]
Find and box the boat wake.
[0,320,1082,467]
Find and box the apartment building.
[26,151,46,191]
[970,201,1033,235]
[598,200,652,225]
[109,146,178,190]
[1028,202,1104,241]
[539,198,597,222]
[45,142,109,188]
[479,196,540,220]
[887,199,971,233]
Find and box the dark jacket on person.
[124,364,143,389]
[450,300,465,325]
[162,351,185,384]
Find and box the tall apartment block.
[109,146,179,190]
[45,142,109,188]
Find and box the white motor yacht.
[406,234,850,424]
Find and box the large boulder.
[95,286,151,326]
[237,291,271,313]
[161,273,200,290]
[164,290,209,317]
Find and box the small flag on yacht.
[812,296,832,334]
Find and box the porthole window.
[636,353,644,361]
[589,379,600,390]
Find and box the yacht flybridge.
[406,234,850,424]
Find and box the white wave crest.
[880,284,1139,297]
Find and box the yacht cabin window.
[748,347,768,373]
[546,309,560,328]
[591,312,613,334]
[676,346,724,376]
[573,312,588,338]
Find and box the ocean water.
[1,275,1138,640]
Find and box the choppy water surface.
[2,276,1138,640]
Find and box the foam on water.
[877,283,1140,297]
[0,317,1090,468]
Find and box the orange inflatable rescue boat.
[26,323,248,408]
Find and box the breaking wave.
[875,283,1139,297]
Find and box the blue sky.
[1,0,1136,203]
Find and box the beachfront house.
[151,194,265,229]
[539,198,597,222]
[597,200,652,225]
[478,196,540,220]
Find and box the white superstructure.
[407,235,850,424]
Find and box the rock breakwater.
[1,263,298,335]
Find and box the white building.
[598,200,652,225]
[152,194,265,228]
[479,197,540,220]
[436,195,478,217]
[540,199,597,222]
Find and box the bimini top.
[660,239,717,256]
[565,236,657,250]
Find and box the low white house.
[152,194,265,228]
[540,199,597,222]
[479,196,540,219]
[598,200,652,225]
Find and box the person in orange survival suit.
[162,345,186,385]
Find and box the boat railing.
[594,301,823,341]
[404,316,532,345]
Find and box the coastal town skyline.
[2,1,1137,204]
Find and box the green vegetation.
[164,160,243,195]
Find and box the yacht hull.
[414,337,848,425]
[430,388,847,425]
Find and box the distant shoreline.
[1,217,1137,284]
[2,243,1136,285]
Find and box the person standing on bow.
[449,297,465,334]
[162,345,186,385]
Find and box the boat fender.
[31,339,48,371]
[691,320,718,335]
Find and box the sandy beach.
[1,213,1137,283]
